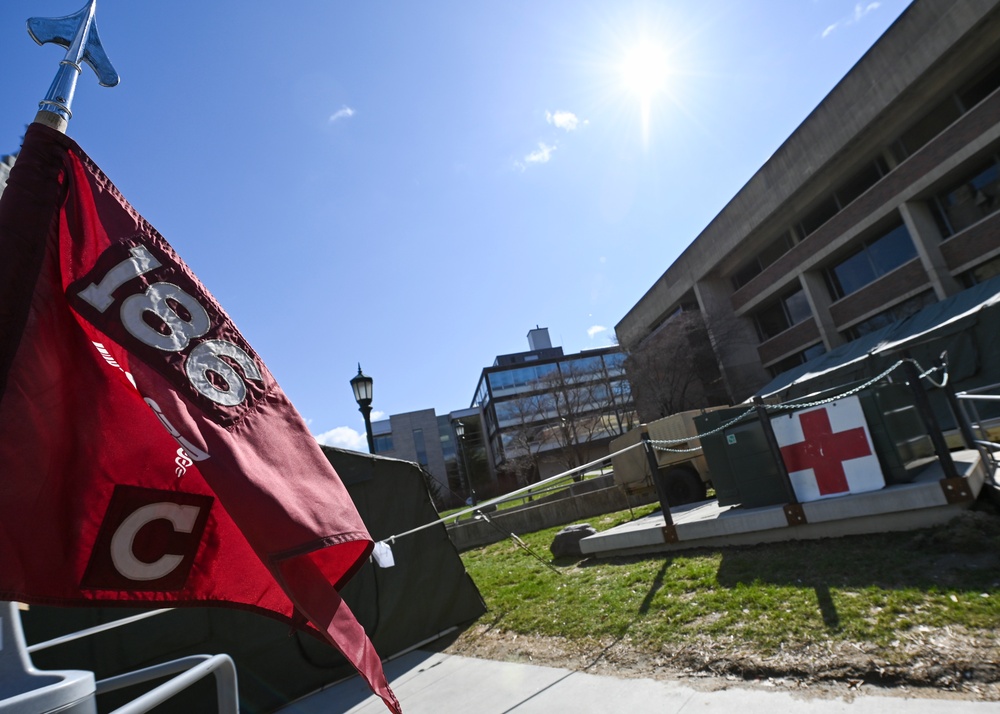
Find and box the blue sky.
[0,0,913,450]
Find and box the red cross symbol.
[779,408,873,496]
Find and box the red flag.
[0,123,400,713]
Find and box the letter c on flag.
[83,486,213,591]
[110,502,201,581]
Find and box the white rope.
[386,441,646,542]
[381,355,954,545]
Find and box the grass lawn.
[459,503,1000,663]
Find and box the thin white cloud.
[855,2,880,20]
[371,410,386,421]
[588,325,608,339]
[546,110,584,131]
[314,425,367,451]
[329,106,356,122]
[526,142,556,164]
[822,2,880,38]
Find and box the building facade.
[370,406,487,507]
[616,0,1000,402]
[472,328,637,483]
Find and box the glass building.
[471,328,637,485]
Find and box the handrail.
[99,655,238,714]
[27,608,173,654]
[954,386,1000,480]
[18,606,237,714]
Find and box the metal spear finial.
[27,0,119,133]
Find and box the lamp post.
[350,364,375,454]
[454,420,477,506]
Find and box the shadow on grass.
[561,508,1000,635]
[639,558,673,615]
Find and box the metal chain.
[768,360,905,411]
[646,356,950,456]
[651,443,703,453]
[648,406,756,448]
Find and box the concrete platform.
[280,649,997,713]
[581,450,990,558]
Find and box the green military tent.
[756,275,1000,430]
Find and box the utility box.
[695,407,789,509]
[696,380,935,509]
[816,380,934,484]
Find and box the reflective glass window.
[412,428,428,466]
[783,289,811,326]
[931,157,1000,236]
[826,221,915,300]
[752,287,810,341]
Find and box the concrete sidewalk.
[280,650,998,713]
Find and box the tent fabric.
[22,448,485,714]
[755,275,1000,401]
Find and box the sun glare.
[619,39,672,147]
[620,40,670,100]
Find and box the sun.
[620,40,671,100]
[618,39,672,146]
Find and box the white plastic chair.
[0,601,97,714]
[1,602,238,714]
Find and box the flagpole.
[27,0,119,134]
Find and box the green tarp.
[22,447,485,713]
[756,276,1000,419]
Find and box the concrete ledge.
[446,484,657,551]
[581,450,988,558]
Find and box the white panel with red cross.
[769,396,885,502]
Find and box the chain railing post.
[753,397,808,526]
[641,433,677,541]
[900,357,959,481]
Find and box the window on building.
[373,434,393,453]
[412,428,428,466]
[603,352,627,373]
[893,54,1000,161]
[893,98,962,160]
[958,56,1000,112]
[766,342,827,379]
[929,155,1000,237]
[835,156,890,208]
[797,196,840,238]
[841,290,937,342]
[474,378,490,408]
[731,232,795,290]
[752,287,811,342]
[438,416,457,460]
[487,363,558,395]
[824,221,917,300]
[560,355,602,381]
[960,254,1000,287]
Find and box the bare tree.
[623,310,730,422]
[497,356,637,478]
[497,392,545,488]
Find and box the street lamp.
[454,420,477,505]
[350,364,375,454]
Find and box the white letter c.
[110,502,200,581]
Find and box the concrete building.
[472,328,637,483]
[616,0,1000,402]
[370,406,485,506]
